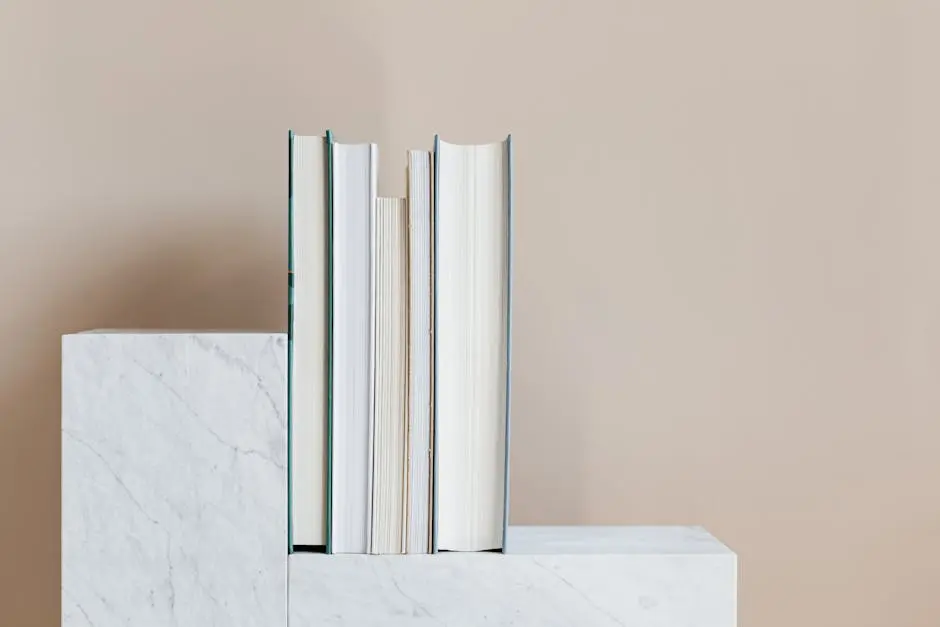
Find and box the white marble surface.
[62,332,287,627]
[506,525,733,555]
[289,526,736,626]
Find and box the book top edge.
[436,136,510,149]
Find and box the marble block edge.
[62,331,288,626]
[288,526,737,627]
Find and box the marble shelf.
[62,332,737,627]
[289,525,736,626]
[62,331,288,627]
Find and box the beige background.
[2,0,939,625]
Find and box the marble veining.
[62,332,287,627]
[289,526,737,627]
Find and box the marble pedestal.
[289,526,736,627]
[61,332,288,626]
[62,331,737,627]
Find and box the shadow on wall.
[0,216,283,625]
[0,1,385,624]
[508,262,591,526]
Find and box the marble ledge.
[61,332,288,627]
[289,525,737,627]
[61,332,736,627]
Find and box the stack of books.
[288,131,513,555]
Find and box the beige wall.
[3,0,939,625]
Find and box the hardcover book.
[329,139,378,554]
[432,135,513,552]
[287,131,329,551]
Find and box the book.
[432,135,513,552]
[287,131,512,555]
[287,132,329,551]
[405,150,433,554]
[369,196,410,554]
[330,140,378,554]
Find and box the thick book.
[405,150,433,554]
[432,135,513,552]
[370,196,410,554]
[330,140,378,554]
[287,132,329,551]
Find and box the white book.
[369,196,410,554]
[331,141,378,554]
[405,150,433,554]
[288,133,328,549]
[434,136,512,552]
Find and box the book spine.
[501,135,513,552]
[287,129,295,554]
[430,134,440,554]
[325,129,334,554]
[427,148,436,554]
